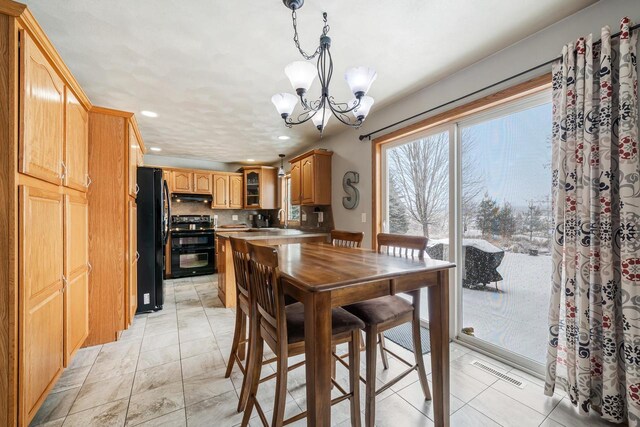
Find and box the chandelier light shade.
[351,96,375,120]
[271,93,298,118]
[272,2,376,134]
[344,67,378,97]
[285,61,317,94]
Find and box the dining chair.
[343,232,431,427]
[330,229,364,248]
[241,242,364,427]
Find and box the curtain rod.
[358,22,640,141]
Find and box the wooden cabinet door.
[301,156,315,204]
[128,200,138,325]
[19,186,64,424]
[64,194,89,365]
[244,169,261,208]
[20,31,65,185]
[128,124,139,197]
[290,161,301,205]
[172,171,193,193]
[64,88,89,191]
[229,175,243,209]
[194,173,212,194]
[212,174,229,208]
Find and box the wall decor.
[342,171,360,210]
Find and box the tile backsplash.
[171,201,269,227]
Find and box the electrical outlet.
[361,213,366,223]
[318,212,324,222]
[213,215,218,220]
[248,214,253,220]
[301,212,307,221]
[232,215,238,221]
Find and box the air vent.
[471,360,525,388]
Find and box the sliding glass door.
[381,90,553,373]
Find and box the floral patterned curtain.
[545,17,640,424]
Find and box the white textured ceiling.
[24,0,595,163]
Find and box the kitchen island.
[215,229,329,307]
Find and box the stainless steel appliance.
[170,215,215,278]
[136,167,170,312]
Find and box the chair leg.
[349,330,362,427]
[226,306,245,378]
[237,309,255,413]
[241,333,264,427]
[412,316,431,401]
[378,333,389,370]
[271,340,289,427]
[365,327,378,427]
[331,345,337,385]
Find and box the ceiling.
[24,0,595,163]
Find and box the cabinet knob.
[135,184,140,195]
[86,174,92,188]
[87,262,93,274]
[135,251,140,262]
[61,274,68,292]
[60,162,67,180]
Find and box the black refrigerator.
[136,167,170,312]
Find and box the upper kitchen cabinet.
[194,172,212,193]
[171,170,194,193]
[64,87,89,191]
[242,166,277,209]
[229,173,243,209]
[128,122,144,197]
[212,173,229,208]
[288,149,333,205]
[19,30,65,186]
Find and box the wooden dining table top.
[271,242,455,291]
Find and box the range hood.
[171,193,213,203]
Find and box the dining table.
[274,242,455,427]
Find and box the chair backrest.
[247,242,284,330]
[377,233,427,260]
[331,229,364,248]
[229,237,250,298]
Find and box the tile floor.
[30,275,622,426]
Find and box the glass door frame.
[453,89,552,377]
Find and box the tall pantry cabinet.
[0,3,145,425]
[86,107,144,347]
[0,4,91,425]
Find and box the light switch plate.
[232,215,238,221]
[361,213,366,223]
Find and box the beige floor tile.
[181,351,226,380]
[133,408,186,427]
[140,331,179,352]
[397,380,465,420]
[137,344,181,371]
[84,354,138,385]
[183,369,236,406]
[547,398,621,427]
[66,346,101,370]
[449,404,501,426]
[125,381,185,426]
[132,360,182,395]
[373,393,434,426]
[62,398,128,427]
[429,366,488,403]
[469,387,546,427]
[185,390,243,427]
[70,373,134,414]
[491,372,563,416]
[179,336,220,359]
[31,387,81,426]
[51,365,91,393]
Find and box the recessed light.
[278,135,290,140]
[246,159,255,162]
[150,147,162,152]
[141,110,158,118]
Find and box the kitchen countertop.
[215,229,329,240]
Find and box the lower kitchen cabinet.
[19,186,65,424]
[128,199,138,325]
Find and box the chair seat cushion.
[343,295,413,325]
[285,302,366,344]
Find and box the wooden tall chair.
[242,243,364,427]
[331,230,364,248]
[224,237,255,412]
[343,233,431,427]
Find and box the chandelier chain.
[291,10,329,60]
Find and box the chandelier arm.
[328,96,362,114]
[284,102,323,127]
[291,10,330,60]
[327,101,364,128]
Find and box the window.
[375,76,552,373]
[282,175,300,224]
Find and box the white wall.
[144,154,243,172]
[302,0,640,248]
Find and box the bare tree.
[388,130,483,239]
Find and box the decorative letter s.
[342,171,360,210]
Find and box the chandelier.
[271,0,377,134]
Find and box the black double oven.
[170,215,216,278]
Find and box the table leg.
[428,270,450,427]
[303,291,332,427]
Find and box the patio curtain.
[545,17,640,424]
